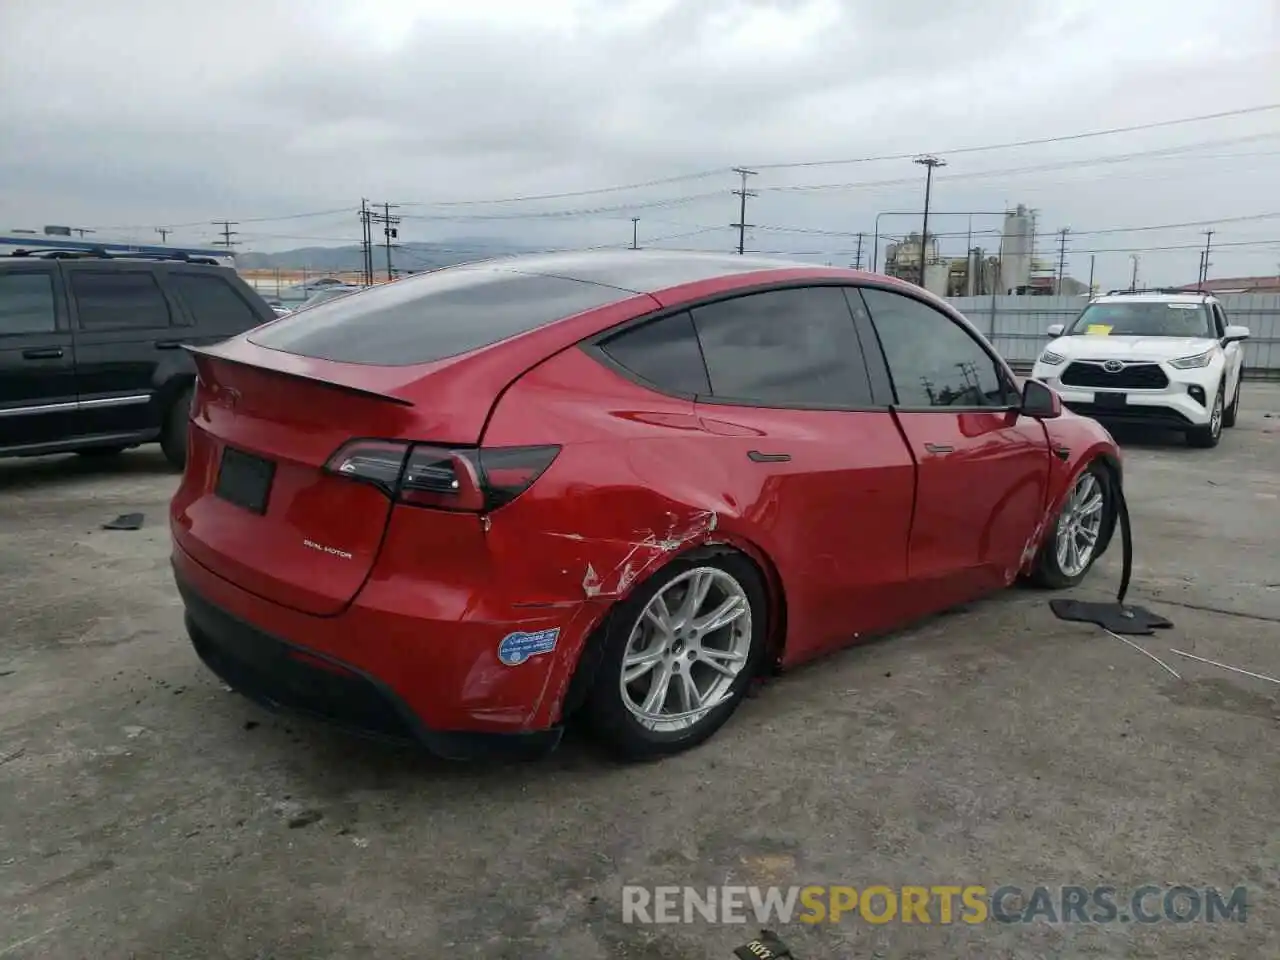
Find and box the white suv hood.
[1048,335,1215,363]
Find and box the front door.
[0,264,77,451]
[857,286,1052,607]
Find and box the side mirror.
[1047,324,1065,338]
[1021,378,1062,419]
[1223,324,1250,344]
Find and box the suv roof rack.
[4,246,221,265]
[1101,287,1211,297]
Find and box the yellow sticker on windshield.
[1085,324,1113,335]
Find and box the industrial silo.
[998,204,1034,294]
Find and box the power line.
[396,191,723,222]
[748,102,1280,170]
[762,132,1280,193]
[393,168,730,208]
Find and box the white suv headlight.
[1038,350,1066,366]
[1169,349,1214,369]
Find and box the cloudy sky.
[2,0,1278,288]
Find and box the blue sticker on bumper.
[497,628,560,666]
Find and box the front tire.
[1027,461,1113,589]
[582,553,767,761]
[1187,382,1224,448]
[160,384,194,470]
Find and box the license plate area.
[215,446,276,515]
[1094,392,1128,409]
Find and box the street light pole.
[913,156,946,288]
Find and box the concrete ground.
[1,387,1278,960]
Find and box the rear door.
[0,264,77,450]
[64,264,181,436]
[677,285,917,660]
[858,286,1051,603]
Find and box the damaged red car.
[170,251,1121,761]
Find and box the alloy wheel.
[1210,390,1223,439]
[1055,471,1106,578]
[618,566,753,733]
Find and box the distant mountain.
[235,238,540,272]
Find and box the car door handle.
[747,450,791,463]
[154,340,184,350]
[22,347,64,360]
[923,443,954,454]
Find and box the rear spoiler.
[185,345,415,407]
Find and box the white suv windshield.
[1066,302,1213,337]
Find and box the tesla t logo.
[303,539,353,560]
[1102,360,1125,373]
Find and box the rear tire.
[582,553,767,761]
[160,385,194,470]
[1187,382,1224,448]
[1027,460,1114,590]
[1222,376,1241,428]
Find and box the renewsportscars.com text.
[621,884,1248,925]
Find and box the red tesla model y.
[170,251,1121,760]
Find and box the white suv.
[1030,292,1249,448]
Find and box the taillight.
[324,440,559,513]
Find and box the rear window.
[169,272,263,332]
[249,267,631,365]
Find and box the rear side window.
[0,272,57,334]
[169,272,262,332]
[249,267,630,365]
[598,312,710,395]
[690,286,874,407]
[71,271,172,330]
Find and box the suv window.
[169,272,261,331]
[690,286,873,407]
[598,311,710,395]
[0,272,57,335]
[859,287,1009,408]
[71,271,172,330]
[249,266,630,365]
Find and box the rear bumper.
[172,540,604,760]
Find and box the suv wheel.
[1222,375,1241,429]
[583,554,767,761]
[1187,383,1224,448]
[160,384,194,470]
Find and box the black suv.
[0,249,276,468]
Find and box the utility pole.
[155,227,171,243]
[1129,254,1140,293]
[631,217,640,250]
[1088,254,1096,295]
[211,221,238,250]
[852,232,864,270]
[358,200,373,286]
[1055,227,1070,294]
[369,203,400,282]
[913,156,946,287]
[730,167,757,255]
[1199,229,1214,290]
